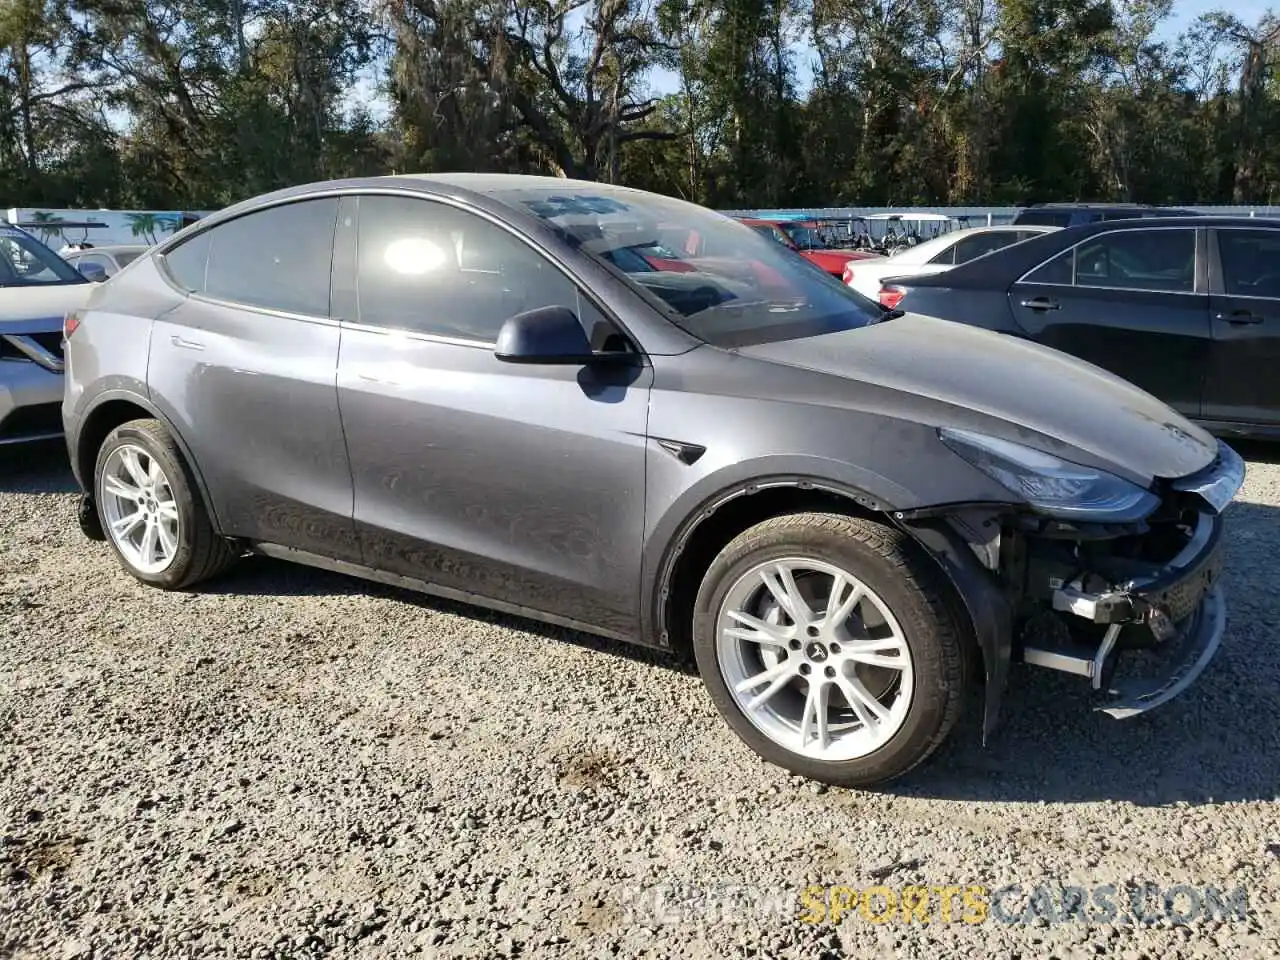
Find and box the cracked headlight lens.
[939,427,1160,522]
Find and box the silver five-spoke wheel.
[716,557,914,762]
[99,442,181,574]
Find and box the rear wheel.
[94,418,237,589]
[692,512,968,787]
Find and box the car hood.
[735,312,1217,483]
[0,283,94,330]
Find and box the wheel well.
[662,486,881,661]
[76,400,154,486]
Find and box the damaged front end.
[903,433,1245,732]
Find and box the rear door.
[149,197,359,559]
[1006,226,1209,417]
[1203,226,1280,426]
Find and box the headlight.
[938,427,1160,522]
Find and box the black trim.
[899,517,1013,742]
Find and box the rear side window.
[1218,229,1280,298]
[1074,229,1195,293]
[1023,248,1074,285]
[163,230,212,292]
[926,244,957,265]
[203,199,338,315]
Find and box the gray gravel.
[2,440,1278,959]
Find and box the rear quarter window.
[162,231,212,292]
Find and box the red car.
[737,218,880,278]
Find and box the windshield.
[500,188,885,347]
[0,227,86,287]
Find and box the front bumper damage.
[1029,508,1226,718]
[902,440,1243,731]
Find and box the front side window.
[354,195,582,342]
[1074,229,1195,293]
[0,228,86,287]
[1218,229,1280,298]
[495,187,884,347]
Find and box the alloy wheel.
[715,558,915,761]
[99,443,181,575]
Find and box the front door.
[148,197,360,560]
[334,194,652,638]
[1203,226,1280,426]
[1007,226,1210,418]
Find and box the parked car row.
[877,216,1280,438]
[2,176,1233,790]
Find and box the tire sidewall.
[692,516,960,786]
[94,422,201,588]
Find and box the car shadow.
[0,439,79,494]
[891,498,1280,805]
[199,556,695,675]
[1227,439,1280,466]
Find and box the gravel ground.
[2,439,1277,960]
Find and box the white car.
[842,225,1059,302]
[1,224,97,444]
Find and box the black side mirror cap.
[494,305,631,365]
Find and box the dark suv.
[62,175,1244,788]
[1011,203,1200,228]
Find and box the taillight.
[842,263,855,285]
[879,285,905,309]
[63,310,81,339]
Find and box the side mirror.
[77,263,108,283]
[495,305,627,365]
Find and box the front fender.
[639,454,919,647]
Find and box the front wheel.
[692,512,969,788]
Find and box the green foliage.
[1,0,1278,209]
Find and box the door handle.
[170,335,204,350]
[1215,310,1264,325]
[357,371,400,386]
[1019,297,1060,311]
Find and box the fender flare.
[644,472,897,649]
[75,389,224,533]
[895,516,1013,741]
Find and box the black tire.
[93,418,237,589]
[692,512,969,788]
